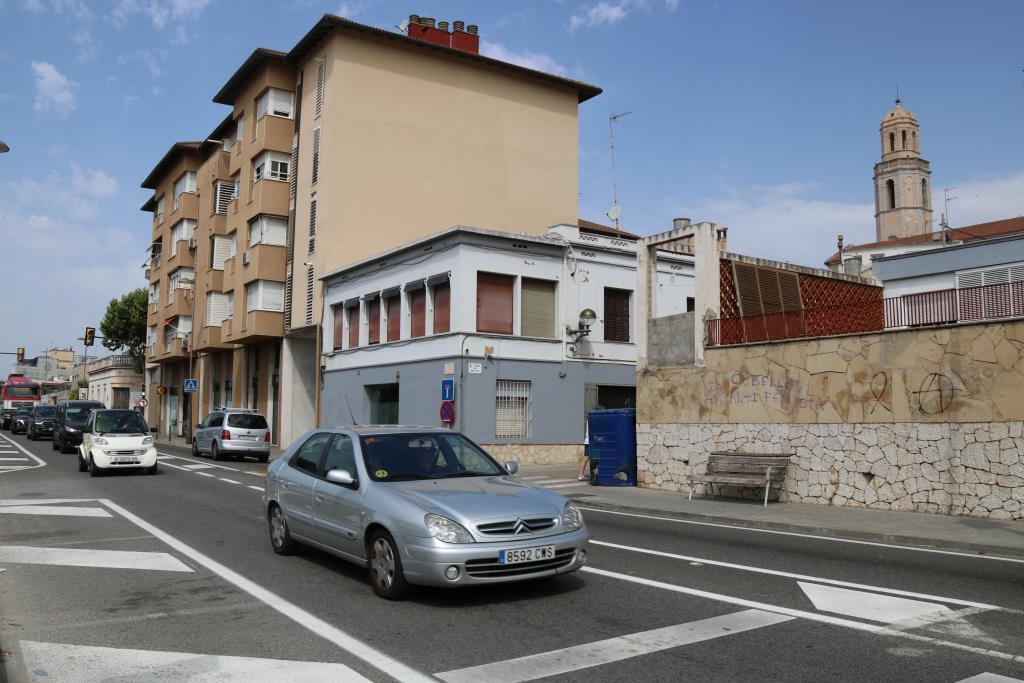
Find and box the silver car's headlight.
[562,502,583,532]
[425,513,474,544]
[142,436,154,446]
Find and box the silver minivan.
[192,408,271,462]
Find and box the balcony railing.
[707,281,1024,346]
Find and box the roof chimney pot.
[408,14,420,25]
[672,217,691,230]
[453,20,465,32]
[438,20,449,31]
[423,17,435,28]
[466,24,478,35]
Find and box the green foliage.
[99,288,148,363]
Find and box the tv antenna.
[943,186,957,228]
[607,111,631,231]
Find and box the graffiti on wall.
[703,373,828,412]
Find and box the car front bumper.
[61,431,84,446]
[396,527,589,587]
[90,447,158,469]
[34,424,53,435]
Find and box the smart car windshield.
[360,433,504,482]
[94,411,149,435]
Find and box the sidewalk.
[519,464,1024,560]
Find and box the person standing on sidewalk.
[577,422,590,481]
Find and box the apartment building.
[319,222,694,463]
[140,12,600,446]
[141,141,201,439]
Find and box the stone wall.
[482,443,581,466]
[637,320,1024,519]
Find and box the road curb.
[571,497,1024,560]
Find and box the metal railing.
[707,281,1024,346]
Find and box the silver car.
[193,409,271,462]
[262,426,588,599]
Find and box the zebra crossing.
[0,433,45,474]
[520,474,592,490]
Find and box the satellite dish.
[398,19,409,31]
[606,205,621,222]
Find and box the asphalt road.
[1,430,1023,682]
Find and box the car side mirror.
[504,461,519,475]
[326,469,357,487]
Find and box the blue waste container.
[588,408,637,486]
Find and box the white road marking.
[0,505,111,518]
[887,606,1002,646]
[580,507,1024,564]
[522,477,568,483]
[0,434,45,474]
[20,641,370,682]
[219,478,242,485]
[435,609,792,683]
[798,581,949,623]
[247,486,264,492]
[956,674,1024,682]
[0,545,192,572]
[0,457,29,461]
[99,499,434,683]
[157,451,242,473]
[0,498,93,506]
[584,567,1024,666]
[589,539,1000,609]
[183,463,215,470]
[544,482,588,490]
[195,472,216,478]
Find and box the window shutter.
[779,271,802,312]
[367,297,380,344]
[289,143,298,199]
[311,128,321,185]
[521,278,556,338]
[734,263,802,316]
[284,270,293,326]
[314,57,325,118]
[734,262,762,316]
[305,266,314,325]
[348,305,359,348]
[214,181,233,214]
[409,289,426,337]
[211,236,231,270]
[293,81,302,132]
[603,288,631,342]
[264,281,284,311]
[332,304,344,350]
[308,194,317,254]
[206,292,229,326]
[433,282,450,334]
[476,273,514,334]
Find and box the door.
[169,393,179,438]
[311,433,364,558]
[277,432,332,539]
[204,413,224,451]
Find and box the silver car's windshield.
[360,433,504,482]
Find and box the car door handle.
[281,481,293,489]
[315,495,324,503]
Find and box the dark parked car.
[53,400,106,453]
[9,407,33,434]
[25,405,56,440]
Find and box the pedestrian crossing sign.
[183,378,198,393]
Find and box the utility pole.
[608,111,631,231]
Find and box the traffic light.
[84,327,95,347]
[16,346,24,362]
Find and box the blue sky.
[1,0,1022,359]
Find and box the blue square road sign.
[183,378,198,393]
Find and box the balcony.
[87,354,137,375]
[163,241,194,272]
[163,288,193,319]
[706,281,1024,346]
[168,193,199,224]
[247,177,289,218]
[160,336,189,362]
[253,114,293,156]
[223,309,284,344]
[204,269,224,294]
[240,243,286,284]
[195,325,231,351]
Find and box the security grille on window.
[314,57,325,118]
[253,151,289,183]
[495,380,531,439]
[305,266,314,325]
[214,180,234,215]
[308,193,317,253]
[256,88,294,119]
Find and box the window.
[367,384,399,424]
[347,305,359,348]
[168,268,194,294]
[147,325,157,348]
[206,292,230,326]
[889,132,895,152]
[901,130,907,150]
[228,233,238,259]
[477,272,514,334]
[385,293,401,342]
[256,88,293,119]
[603,288,631,342]
[226,291,234,317]
[922,179,929,209]
[495,380,531,439]
[311,127,321,185]
[148,283,159,306]
[332,304,345,350]
[521,278,556,338]
[886,179,896,209]
[323,434,357,477]
[173,171,196,210]
[314,56,325,118]
[210,235,231,270]
[367,297,380,344]
[253,151,289,183]
[232,173,241,200]
[248,215,287,246]
[155,196,165,223]
[235,116,245,143]
[308,193,317,253]
[169,219,196,256]
[433,281,450,334]
[687,297,695,312]
[247,280,284,312]
[409,288,426,338]
[290,432,331,475]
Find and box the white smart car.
[78,409,158,476]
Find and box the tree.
[99,288,148,370]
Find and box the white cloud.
[123,94,139,106]
[569,0,679,31]
[73,29,98,63]
[118,47,167,77]
[23,0,45,11]
[335,0,373,19]
[480,40,567,76]
[151,85,164,96]
[109,0,212,30]
[70,163,120,198]
[31,61,78,117]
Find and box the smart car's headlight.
[93,437,108,445]
[142,436,153,446]
[562,502,583,532]
[425,513,474,544]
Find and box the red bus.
[1,374,42,430]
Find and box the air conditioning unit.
[188,237,196,249]
[242,250,251,266]
[144,268,151,279]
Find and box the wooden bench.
[689,452,792,507]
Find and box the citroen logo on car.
[512,518,529,535]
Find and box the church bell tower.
[873,99,933,241]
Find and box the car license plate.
[238,434,258,441]
[499,545,555,565]
[111,456,137,463]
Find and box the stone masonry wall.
[482,444,581,466]
[637,320,1024,520]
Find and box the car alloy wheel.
[269,504,296,555]
[368,531,409,600]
